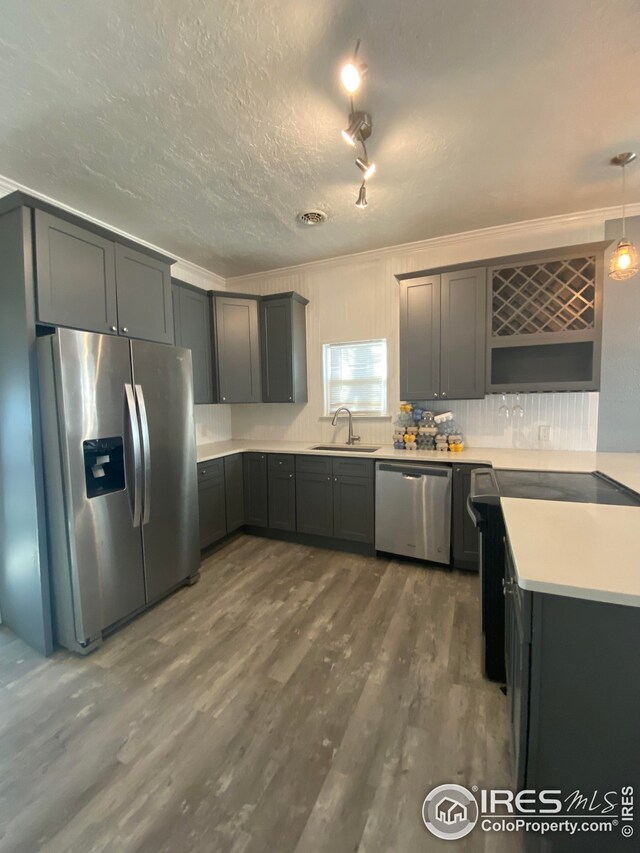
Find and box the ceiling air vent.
[297,210,327,226]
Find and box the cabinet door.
[268,470,296,531]
[173,282,214,403]
[440,268,486,400]
[198,473,227,549]
[214,296,261,403]
[452,463,488,570]
[34,209,118,334]
[399,275,441,401]
[260,297,293,402]
[295,472,334,537]
[115,243,174,344]
[224,454,245,532]
[243,453,268,527]
[333,476,374,544]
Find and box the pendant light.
[609,152,638,281]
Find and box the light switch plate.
[538,424,551,441]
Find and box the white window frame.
[322,338,389,418]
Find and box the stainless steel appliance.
[38,328,200,653]
[468,467,640,683]
[375,462,452,563]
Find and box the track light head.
[341,111,372,147]
[341,62,368,94]
[355,156,376,181]
[355,182,368,208]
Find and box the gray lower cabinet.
[34,208,173,345]
[260,293,308,403]
[243,452,269,527]
[211,294,261,403]
[267,455,296,531]
[295,465,334,537]
[295,456,375,543]
[224,454,245,532]
[398,267,486,401]
[172,280,214,403]
[452,462,489,570]
[197,461,226,549]
[115,243,174,345]
[34,209,119,335]
[505,543,640,853]
[333,475,374,543]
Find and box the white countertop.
[196,439,640,608]
[501,498,640,608]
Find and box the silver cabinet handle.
[289,474,293,479]
[201,469,206,475]
[124,383,142,528]
[110,325,117,332]
[442,391,448,398]
[288,396,292,401]
[135,385,151,525]
[433,392,439,398]
[222,396,226,401]
[122,327,129,333]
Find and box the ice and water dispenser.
[82,437,125,498]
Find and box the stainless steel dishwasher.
[375,462,452,563]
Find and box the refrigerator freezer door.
[44,329,146,644]
[130,340,199,602]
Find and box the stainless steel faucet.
[331,406,361,445]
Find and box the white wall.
[225,207,631,450]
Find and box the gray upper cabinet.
[34,208,174,345]
[399,275,440,401]
[440,268,486,399]
[260,293,308,403]
[399,269,485,401]
[212,294,261,403]
[35,209,118,335]
[115,243,174,344]
[172,280,214,404]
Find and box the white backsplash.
[194,404,232,444]
[230,393,598,451]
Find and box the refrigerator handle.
[135,384,152,526]
[124,383,142,528]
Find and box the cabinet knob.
[441,391,448,398]
[221,396,226,401]
[121,327,128,334]
[201,469,206,475]
[289,474,293,479]
[433,392,439,398]
[110,325,117,332]
[334,477,338,482]
[288,396,292,401]
[327,476,331,481]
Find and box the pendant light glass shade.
[355,182,367,208]
[609,152,638,281]
[609,239,639,280]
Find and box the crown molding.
[228,203,640,284]
[0,173,224,291]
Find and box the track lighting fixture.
[355,156,376,181]
[341,111,371,147]
[355,182,367,208]
[337,40,378,210]
[609,152,638,281]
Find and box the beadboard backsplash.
[194,404,232,444]
[230,393,598,451]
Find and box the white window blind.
[323,339,388,416]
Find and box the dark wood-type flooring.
[0,534,519,852]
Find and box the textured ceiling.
[1,0,640,276]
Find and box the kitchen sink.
[311,445,380,453]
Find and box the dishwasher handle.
[377,462,451,478]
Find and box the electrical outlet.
[538,424,551,442]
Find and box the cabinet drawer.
[332,458,374,479]
[296,455,333,475]
[197,459,224,483]
[268,454,295,473]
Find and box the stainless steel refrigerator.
[38,327,200,653]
